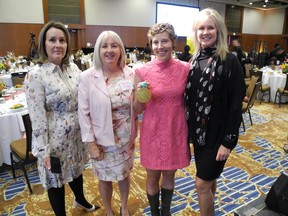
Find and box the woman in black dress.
[185,8,246,215]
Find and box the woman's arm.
[25,68,50,160]
[78,71,95,143]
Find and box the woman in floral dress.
[78,31,137,216]
[25,21,99,216]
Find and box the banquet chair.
[10,113,37,194]
[244,63,252,87]
[241,81,261,132]
[11,71,27,86]
[243,75,258,103]
[274,73,288,107]
[250,70,271,104]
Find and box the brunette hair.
[37,21,71,65]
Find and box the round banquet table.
[261,72,288,103]
[0,74,12,88]
[0,91,28,165]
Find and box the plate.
[8,107,26,113]
[2,94,11,98]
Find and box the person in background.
[25,21,99,216]
[270,43,281,59]
[78,30,137,216]
[185,8,245,216]
[258,47,270,68]
[133,23,191,216]
[144,43,152,55]
[248,47,258,65]
[178,45,193,62]
[231,38,245,75]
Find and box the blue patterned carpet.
[1,102,288,215]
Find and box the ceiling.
[207,0,288,11]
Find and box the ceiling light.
[263,3,267,7]
[249,2,253,5]
[265,0,268,2]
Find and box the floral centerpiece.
[0,61,11,73]
[74,49,84,61]
[280,63,288,74]
[0,81,5,97]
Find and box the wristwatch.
[225,134,237,142]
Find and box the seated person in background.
[178,45,192,62]
[258,47,270,68]
[144,43,152,61]
[270,43,286,63]
[144,43,151,55]
[248,47,258,65]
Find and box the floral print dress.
[25,62,89,190]
[91,74,135,181]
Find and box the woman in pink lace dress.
[133,23,191,216]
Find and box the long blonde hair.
[192,8,228,61]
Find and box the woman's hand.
[43,156,51,170]
[216,145,231,161]
[87,142,104,161]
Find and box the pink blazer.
[78,66,137,146]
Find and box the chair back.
[248,81,261,108]
[250,70,263,82]
[244,64,252,78]
[11,72,27,86]
[22,114,34,161]
[243,81,261,112]
[246,75,258,98]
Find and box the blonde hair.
[192,8,228,61]
[93,31,126,70]
[147,23,177,49]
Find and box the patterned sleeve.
[25,66,50,159]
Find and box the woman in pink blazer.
[78,31,137,216]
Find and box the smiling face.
[100,36,121,67]
[196,16,217,49]
[45,27,67,66]
[151,31,173,62]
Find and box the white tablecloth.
[261,72,288,103]
[0,74,12,87]
[0,91,28,165]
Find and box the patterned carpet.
[0,101,288,216]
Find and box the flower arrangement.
[74,49,84,61]
[280,63,288,74]
[0,81,5,92]
[6,51,17,62]
[0,61,11,72]
[0,63,5,71]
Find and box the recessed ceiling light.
[249,2,253,5]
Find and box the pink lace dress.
[136,58,191,170]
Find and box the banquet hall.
[0,0,288,215]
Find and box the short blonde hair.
[192,8,228,61]
[147,23,177,49]
[93,31,126,70]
